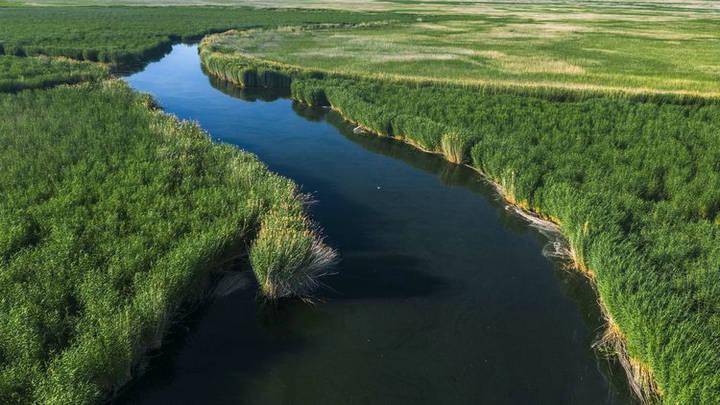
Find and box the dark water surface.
[120,44,631,404]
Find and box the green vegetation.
[2,2,718,403]
[200,28,720,402]
[0,80,334,403]
[0,6,413,402]
[0,55,107,92]
[7,0,720,16]
[0,6,412,68]
[205,14,720,97]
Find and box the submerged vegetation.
[200,27,720,402]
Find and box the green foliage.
[251,205,337,298]
[204,14,720,97]
[392,113,445,151]
[0,81,332,403]
[440,129,478,164]
[200,47,720,403]
[0,55,107,92]
[0,7,411,68]
[325,87,396,136]
[290,80,328,106]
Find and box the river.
[119,44,632,404]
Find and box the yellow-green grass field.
[7,0,720,14]
[204,10,720,98]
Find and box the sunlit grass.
[207,13,720,97]
[0,6,413,69]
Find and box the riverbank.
[0,55,108,92]
[0,7,431,403]
[121,43,630,404]
[200,31,720,403]
[0,71,334,403]
[3,3,718,402]
[330,96,660,404]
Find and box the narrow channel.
[119,44,632,404]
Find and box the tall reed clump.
[440,129,479,164]
[251,204,337,298]
[291,80,329,106]
[199,37,720,403]
[0,80,334,404]
[392,113,445,151]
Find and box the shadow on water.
[207,73,291,102]
[116,276,312,404]
[289,95,635,404]
[299,100,635,403]
[119,45,636,405]
[115,35,221,76]
[313,107,533,235]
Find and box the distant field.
[7,0,720,15]
[0,7,411,67]
[206,11,720,97]
[2,1,715,96]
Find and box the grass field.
[204,12,720,97]
[0,6,415,67]
[200,13,720,401]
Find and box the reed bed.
[200,37,720,403]
[0,55,108,93]
[202,31,720,106]
[0,6,414,69]
[0,80,334,404]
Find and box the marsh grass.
[0,55,108,92]
[204,31,720,106]
[206,15,720,98]
[0,7,415,69]
[200,36,720,403]
[251,205,338,298]
[440,130,477,164]
[0,80,333,403]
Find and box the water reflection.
[119,44,634,405]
